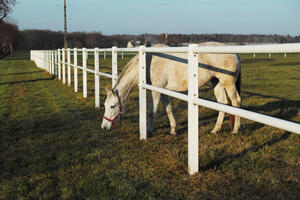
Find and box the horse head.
[101,87,124,131]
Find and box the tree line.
[1,23,300,56]
[14,30,300,50]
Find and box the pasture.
[0,51,300,199]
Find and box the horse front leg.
[147,91,161,137]
[161,94,177,135]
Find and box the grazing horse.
[101,42,241,135]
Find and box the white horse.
[101,42,241,136]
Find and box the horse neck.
[114,64,139,103]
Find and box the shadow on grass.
[238,99,299,134]
[242,90,289,101]
[245,100,300,120]
[272,62,300,67]
[242,58,274,64]
[200,132,291,171]
[3,56,30,60]
[0,70,44,76]
[0,75,55,86]
[199,98,299,171]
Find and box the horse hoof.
[170,131,177,136]
[147,130,153,137]
[231,130,238,134]
[211,129,219,134]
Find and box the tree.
[0,0,16,21]
[0,21,18,56]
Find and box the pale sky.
[11,0,300,36]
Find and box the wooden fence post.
[112,47,118,88]
[139,45,147,139]
[58,49,61,80]
[62,49,66,84]
[95,48,100,108]
[67,48,71,87]
[43,51,46,70]
[188,44,199,175]
[83,48,87,98]
[51,51,54,74]
[74,48,78,92]
[47,51,50,73]
[54,50,58,76]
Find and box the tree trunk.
[10,42,13,53]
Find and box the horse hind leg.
[161,94,177,135]
[211,82,228,134]
[223,82,241,134]
[147,91,161,136]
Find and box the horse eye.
[111,104,117,109]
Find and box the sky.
[11,0,300,36]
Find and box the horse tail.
[229,54,241,129]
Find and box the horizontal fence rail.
[30,43,300,175]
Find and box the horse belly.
[165,66,189,92]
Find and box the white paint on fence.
[30,42,300,175]
[94,48,100,108]
[67,48,71,87]
[54,51,57,76]
[51,51,54,74]
[138,46,147,139]
[112,46,118,88]
[62,49,66,84]
[58,49,61,80]
[83,48,88,98]
[74,48,78,92]
[187,44,199,175]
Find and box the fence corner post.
[188,44,199,175]
[139,45,147,140]
[94,48,100,108]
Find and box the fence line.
[30,43,300,175]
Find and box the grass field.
[0,51,299,199]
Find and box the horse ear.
[114,89,119,96]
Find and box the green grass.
[0,51,299,199]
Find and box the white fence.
[31,43,300,175]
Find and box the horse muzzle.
[101,120,112,131]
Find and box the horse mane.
[113,43,170,90]
[113,55,138,90]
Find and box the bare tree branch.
[0,0,16,20]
